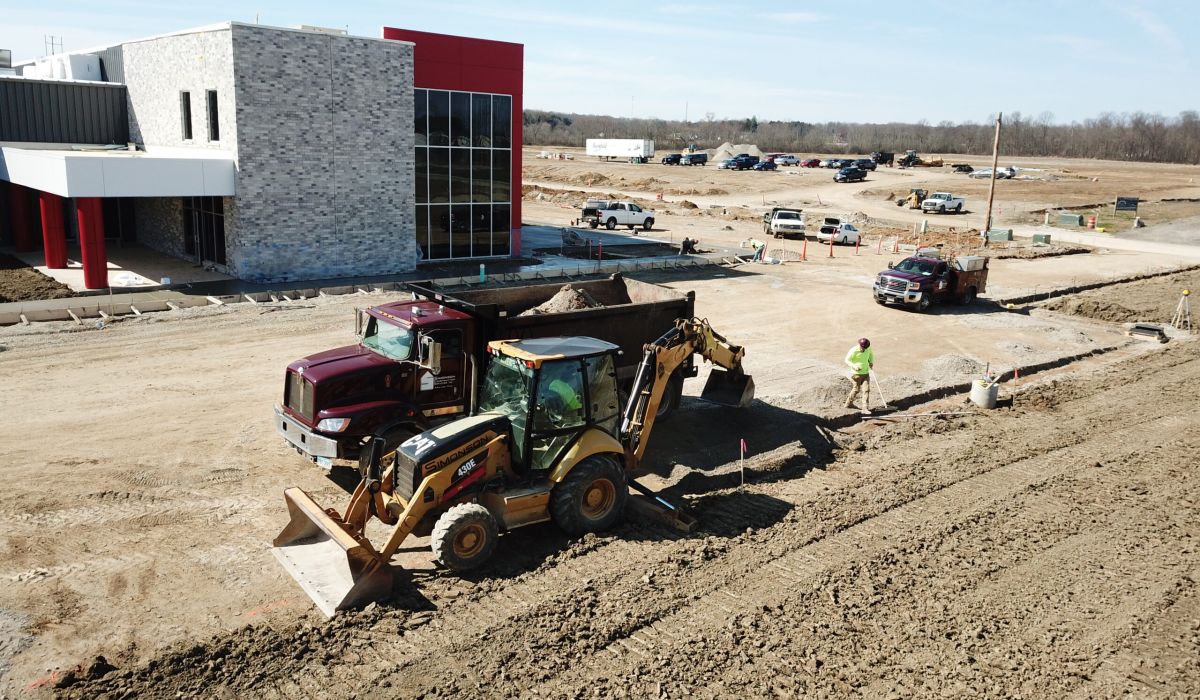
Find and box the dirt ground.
[1,150,1199,698]
[0,254,73,303]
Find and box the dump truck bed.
[407,275,696,378]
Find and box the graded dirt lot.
[1,151,1199,698]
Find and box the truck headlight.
[317,417,351,433]
[907,282,921,290]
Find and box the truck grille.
[286,371,315,421]
[880,277,908,293]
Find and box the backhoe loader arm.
[620,318,753,468]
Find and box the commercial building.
[0,22,523,287]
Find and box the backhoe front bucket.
[700,368,755,407]
[271,487,393,618]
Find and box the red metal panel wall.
[382,28,523,245]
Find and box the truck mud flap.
[272,488,393,618]
[700,368,755,408]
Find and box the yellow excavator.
[273,318,754,617]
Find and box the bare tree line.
[524,110,1200,164]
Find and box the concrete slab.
[12,243,233,292]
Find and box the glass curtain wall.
[414,88,512,260]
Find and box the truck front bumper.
[275,405,340,464]
[873,285,923,305]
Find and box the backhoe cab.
[273,319,753,617]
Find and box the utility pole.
[982,112,1003,246]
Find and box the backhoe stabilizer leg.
[626,479,698,533]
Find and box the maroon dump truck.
[276,275,696,468]
[872,255,988,311]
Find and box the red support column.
[76,197,108,289]
[8,184,35,252]
[39,192,68,269]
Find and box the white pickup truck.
[921,192,965,214]
[581,199,656,231]
[762,208,806,239]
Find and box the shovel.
[867,369,898,415]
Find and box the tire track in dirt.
[515,413,1193,697]
[56,345,1200,698]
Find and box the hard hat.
[858,338,870,349]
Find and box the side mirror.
[887,262,894,269]
[419,335,443,375]
[355,308,364,338]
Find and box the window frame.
[206,89,219,142]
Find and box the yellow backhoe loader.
[273,318,753,617]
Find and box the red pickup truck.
[872,255,988,311]
[275,275,696,468]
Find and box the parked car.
[952,163,974,173]
[800,158,821,167]
[816,222,861,245]
[753,160,778,171]
[818,158,836,168]
[852,158,877,171]
[716,158,736,170]
[661,153,683,165]
[681,153,708,166]
[732,154,760,170]
[773,154,800,166]
[834,166,868,183]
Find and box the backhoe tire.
[551,455,628,536]
[431,503,499,572]
[606,217,617,231]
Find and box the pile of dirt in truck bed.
[0,254,74,303]
[1043,269,1199,324]
[518,284,603,316]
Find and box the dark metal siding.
[96,46,125,83]
[0,77,128,144]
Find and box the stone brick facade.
[119,23,416,282]
[230,25,415,282]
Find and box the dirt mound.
[518,284,603,316]
[568,172,613,187]
[921,353,987,380]
[1043,298,1141,323]
[0,254,74,303]
[679,200,699,209]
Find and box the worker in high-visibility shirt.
[844,337,875,412]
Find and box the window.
[180,92,192,140]
[414,89,513,261]
[182,196,226,265]
[206,90,219,141]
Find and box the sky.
[3,1,1196,125]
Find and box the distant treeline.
[523,110,1200,164]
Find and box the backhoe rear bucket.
[271,487,393,618]
[700,369,755,407]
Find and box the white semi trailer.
[586,138,655,162]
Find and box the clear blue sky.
[4,1,1196,124]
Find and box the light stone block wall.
[122,28,237,151]
[134,197,185,258]
[229,25,416,282]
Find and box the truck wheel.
[642,218,654,231]
[938,205,946,213]
[431,503,498,572]
[959,287,977,305]
[655,372,684,420]
[606,218,617,231]
[916,295,932,312]
[551,454,628,536]
[954,203,963,213]
[589,221,598,229]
